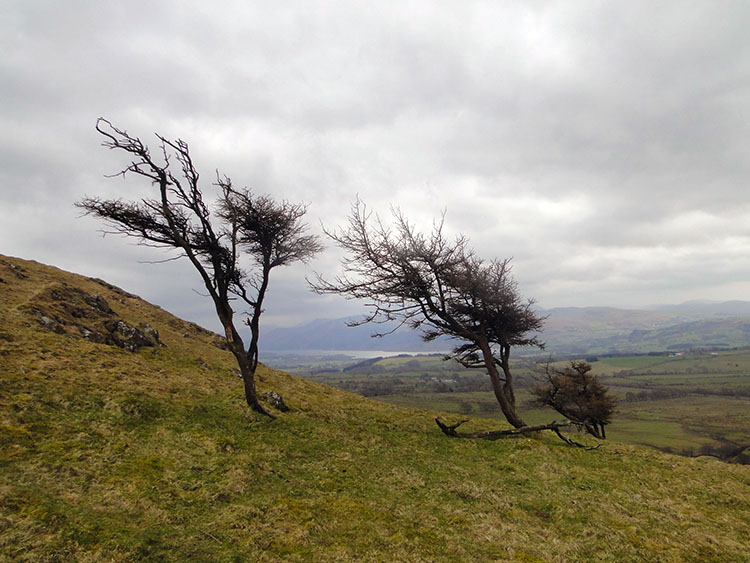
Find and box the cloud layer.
[3,1,750,332]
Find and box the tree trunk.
[584,422,604,440]
[498,343,517,407]
[236,350,271,415]
[479,341,525,428]
[223,320,272,417]
[435,418,601,449]
[247,260,270,375]
[435,417,571,439]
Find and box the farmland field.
[268,349,750,461]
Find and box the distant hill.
[264,302,750,355]
[1,255,748,560]
[541,304,750,355]
[651,299,750,317]
[262,316,453,352]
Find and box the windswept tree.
[532,360,616,439]
[77,118,322,416]
[310,199,544,429]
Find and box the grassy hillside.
[1,255,749,561]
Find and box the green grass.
[1,255,749,561]
[375,391,500,416]
[378,386,750,455]
[292,345,750,461]
[283,338,750,465]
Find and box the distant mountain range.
[262,301,750,356]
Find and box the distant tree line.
[662,443,750,465]
[622,386,750,402]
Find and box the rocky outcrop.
[26,283,162,352]
[0,258,28,280]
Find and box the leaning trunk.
[241,363,263,412]
[479,343,525,428]
[247,314,261,376]
[488,369,526,428]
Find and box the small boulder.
[103,319,160,352]
[84,294,113,314]
[139,322,161,345]
[264,390,290,412]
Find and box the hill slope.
[1,255,748,561]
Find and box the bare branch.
[78,118,321,416]
[435,418,572,440]
[311,200,545,429]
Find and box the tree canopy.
[532,361,616,439]
[311,199,545,428]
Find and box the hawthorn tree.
[310,199,544,429]
[532,360,616,439]
[78,118,321,416]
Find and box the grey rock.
[264,390,290,412]
[139,322,161,345]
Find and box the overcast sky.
[2,1,750,332]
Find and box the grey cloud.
[2,1,750,329]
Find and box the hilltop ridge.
[1,255,748,561]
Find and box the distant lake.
[263,349,449,360]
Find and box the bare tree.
[77,118,322,416]
[531,360,616,439]
[310,199,544,428]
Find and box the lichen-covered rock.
[264,390,290,412]
[49,286,114,318]
[29,308,65,334]
[102,320,160,352]
[26,283,162,352]
[77,325,107,343]
[90,277,137,299]
[139,322,160,344]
